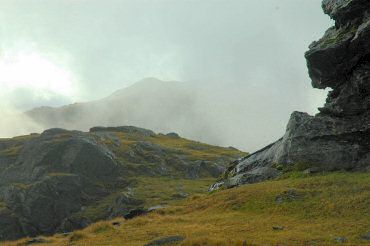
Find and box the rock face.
[0,126,243,241]
[0,129,135,241]
[213,0,370,189]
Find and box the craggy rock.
[0,129,241,239]
[0,129,138,241]
[212,0,370,189]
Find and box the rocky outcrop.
[0,126,242,241]
[0,129,138,241]
[212,0,370,189]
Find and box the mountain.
[211,0,370,190]
[25,78,234,150]
[0,126,244,241]
[22,77,292,152]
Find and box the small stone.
[303,167,322,174]
[275,196,284,204]
[124,208,147,220]
[273,226,284,230]
[362,232,370,240]
[112,221,121,226]
[147,204,168,213]
[26,238,45,245]
[284,189,299,199]
[143,236,185,246]
[333,237,347,243]
[165,132,180,139]
[171,193,188,198]
[60,232,71,237]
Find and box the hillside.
[4,171,369,245]
[0,126,245,241]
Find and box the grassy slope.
[5,172,369,246]
[0,131,246,232]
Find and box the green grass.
[47,172,77,177]
[4,172,369,246]
[0,146,21,157]
[129,176,215,207]
[318,25,358,47]
[94,131,245,167]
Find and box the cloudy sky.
[0,0,333,150]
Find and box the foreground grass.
[4,172,369,246]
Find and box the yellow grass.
[3,172,369,246]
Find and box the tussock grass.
[3,172,369,246]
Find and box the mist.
[0,0,333,152]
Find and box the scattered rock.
[225,167,281,188]
[171,193,188,198]
[362,232,370,240]
[285,189,299,198]
[208,182,224,192]
[275,196,284,204]
[60,232,71,237]
[112,222,121,227]
[143,236,185,246]
[272,226,284,230]
[175,184,183,191]
[26,238,45,244]
[124,208,147,220]
[303,167,323,174]
[333,237,347,243]
[165,132,180,139]
[147,204,168,213]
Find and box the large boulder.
[213,0,370,189]
[0,129,137,241]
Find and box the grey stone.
[171,193,188,198]
[303,167,323,174]
[273,226,284,230]
[333,237,347,243]
[124,208,147,220]
[275,196,284,204]
[26,238,45,244]
[112,222,121,227]
[225,167,281,188]
[0,129,141,241]
[362,232,370,240]
[208,182,224,192]
[165,132,180,139]
[147,204,168,213]
[143,236,185,246]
